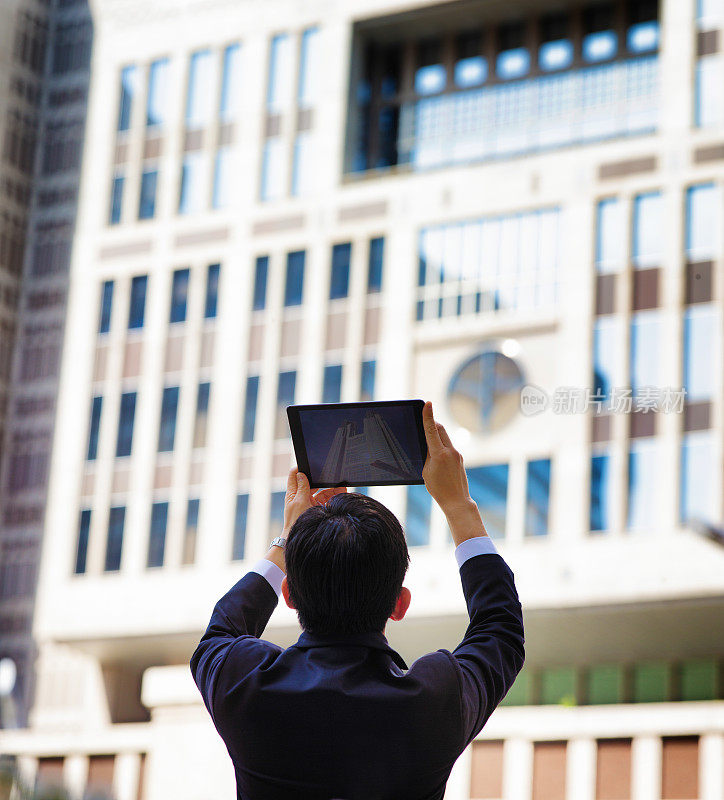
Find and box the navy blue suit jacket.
[190,553,524,800]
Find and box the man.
[190,402,524,800]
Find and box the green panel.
[500,668,532,706]
[587,665,624,705]
[681,660,718,701]
[540,667,577,706]
[633,663,671,703]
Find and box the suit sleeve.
[449,553,525,747]
[189,571,279,724]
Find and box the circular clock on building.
[447,348,525,434]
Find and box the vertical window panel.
[628,438,660,530]
[540,667,577,705]
[596,739,632,800]
[588,665,625,705]
[322,364,342,403]
[260,138,286,201]
[367,237,384,292]
[220,43,242,122]
[269,490,286,536]
[75,509,91,574]
[116,391,136,457]
[634,662,671,702]
[525,458,551,537]
[329,243,351,299]
[138,169,157,220]
[596,198,626,273]
[267,34,292,113]
[632,192,663,268]
[169,268,190,323]
[99,280,114,333]
[185,50,215,128]
[360,359,376,401]
[204,263,220,319]
[158,387,180,452]
[117,65,138,132]
[630,311,661,395]
[110,175,124,224]
[253,256,268,311]
[532,741,567,800]
[147,501,168,568]
[661,737,699,800]
[105,506,125,572]
[468,464,508,539]
[128,275,147,330]
[284,250,305,306]
[179,152,206,214]
[275,371,296,438]
[232,493,248,560]
[242,375,259,442]
[212,147,233,209]
[686,184,722,261]
[87,396,102,461]
[680,431,716,523]
[695,55,724,128]
[684,305,718,401]
[405,483,431,546]
[590,452,613,532]
[182,498,199,565]
[291,133,314,197]
[298,27,320,107]
[146,58,170,127]
[193,382,210,448]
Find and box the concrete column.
[504,738,533,800]
[445,744,472,800]
[632,735,662,800]
[63,755,88,799]
[114,752,141,800]
[566,737,596,800]
[701,733,724,800]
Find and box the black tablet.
[287,400,428,488]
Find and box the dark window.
[109,176,124,224]
[330,243,351,300]
[322,364,342,403]
[116,392,136,457]
[75,509,91,574]
[360,359,376,401]
[138,169,158,220]
[128,275,147,329]
[232,494,249,560]
[204,263,220,319]
[525,458,551,537]
[183,498,200,565]
[169,268,190,323]
[158,386,180,452]
[87,396,102,460]
[193,382,210,448]
[117,65,137,132]
[147,501,168,568]
[99,280,113,333]
[468,464,509,539]
[367,237,384,292]
[105,506,125,571]
[275,371,296,438]
[253,256,269,310]
[284,250,305,306]
[242,375,259,442]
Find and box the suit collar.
[294,630,408,670]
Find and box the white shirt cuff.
[455,536,499,568]
[248,559,285,597]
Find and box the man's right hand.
[421,401,487,545]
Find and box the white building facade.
[1,0,724,798]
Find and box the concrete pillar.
[701,733,724,800]
[632,735,662,800]
[504,738,533,800]
[445,744,472,800]
[566,737,596,800]
[63,755,88,799]
[114,752,141,800]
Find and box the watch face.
[448,349,525,434]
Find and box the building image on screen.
[319,410,418,483]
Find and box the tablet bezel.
[287,399,428,488]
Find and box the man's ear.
[389,586,411,622]
[281,576,295,609]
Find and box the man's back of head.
[285,492,410,636]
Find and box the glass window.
[260,138,286,201]
[147,501,168,568]
[75,509,91,575]
[695,55,724,128]
[698,0,724,27]
[99,280,113,333]
[242,375,259,442]
[684,305,718,402]
[468,464,508,539]
[454,31,486,88]
[179,152,206,214]
[406,483,431,546]
[593,317,618,400]
[284,250,305,306]
[628,438,660,530]
[204,263,220,319]
[415,38,445,95]
[169,268,190,323]
[540,667,577,705]
[627,21,659,53]
[360,359,375,401]
[298,27,320,108]
[87,396,102,461]
[633,663,671,702]
[632,192,663,268]
[105,506,125,572]
[253,256,268,311]
[630,311,661,395]
[322,364,342,403]
[212,147,233,209]
[496,47,530,79]
[267,34,292,113]
[232,494,248,560]
[270,490,286,535]
[275,370,296,438]
[587,665,624,705]
[193,382,210,448]
[330,243,351,300]
[681,431,716,523]
[590,452,613,532]
[368,237,384,292]
[186,50,215,128]
[525,458,551,537]
[220,43,242,122]
[539,40,574,71]
[182,498,199,565]
[158,386,180,452]
[686,184,722,261]
[291,133,314,197]
[681,659,718,701]
[583,31,618,62]
[146,58,170,127]
[596,198,626,273]
[117,65,138,132]
[138,169,157,220]
[110,175,124,224]
[116,391,136,457]
[128,275,147,330]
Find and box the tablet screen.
[288,401,427,487]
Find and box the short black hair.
[285,492,410,636]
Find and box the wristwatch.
[270,536,287,549]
